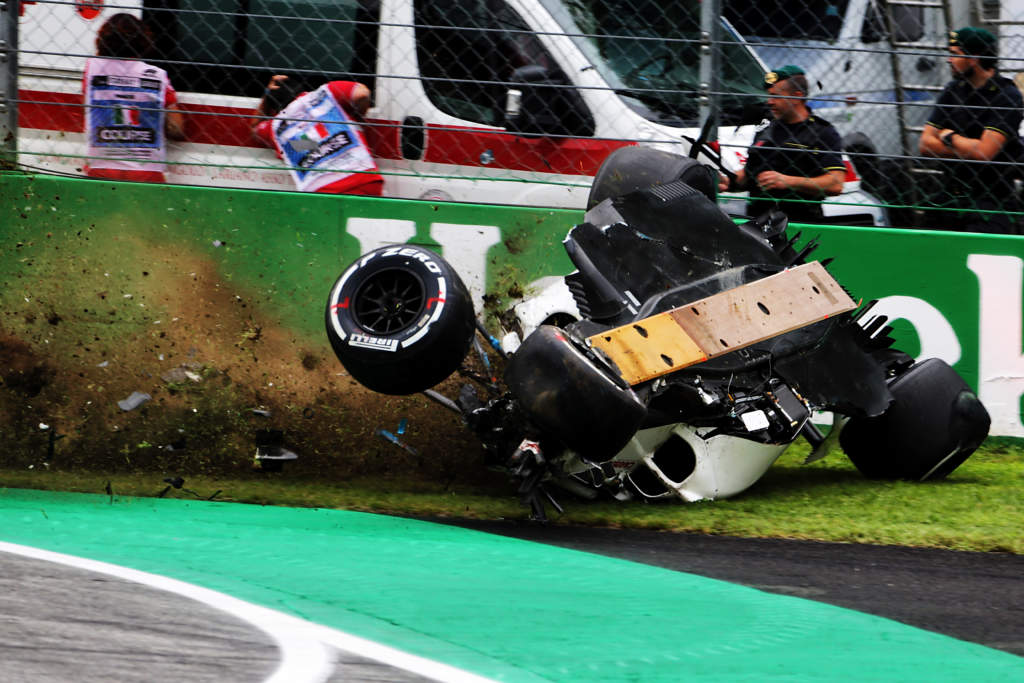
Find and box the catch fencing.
[5,0,1024,227]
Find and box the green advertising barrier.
[2,173,1023,436]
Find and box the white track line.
[0,541,496,683]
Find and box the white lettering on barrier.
[346,218,416,256]
[429,223,502,315]
[868,296,962,366]
[344,219,501,315]
[968,254,1024,437]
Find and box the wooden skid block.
[587,262,856,385]
[586,315,708,388]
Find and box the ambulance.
[16,0,886,224]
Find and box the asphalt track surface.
[434,519,1024,658]
[2,488,1022,682]
[0,551,278,682]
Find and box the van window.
[414,0,567,126]
[723,1,849,42]
[542,0,765,126]
[862,0,925,44]
[142,0,380,97]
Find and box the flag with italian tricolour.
[114,106,140,126]
[306,122,331,142]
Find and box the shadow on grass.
[747,463,867,495]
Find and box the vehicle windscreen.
[723,1,850,42]
[540,0,765,126]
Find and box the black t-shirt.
[926,74,1024,203]
[745,114,845,222]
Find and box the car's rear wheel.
[839,358,990,480]
[325,245,475,395]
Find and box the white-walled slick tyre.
[325,245,475,395]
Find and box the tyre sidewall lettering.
[325,245,475,395]
[327,246,460,354]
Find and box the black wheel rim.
[353,268,427,335]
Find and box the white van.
[17,0,885,224]
[723,0,969,162]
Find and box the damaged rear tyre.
[325,245,475,395]
[839,358,990,480]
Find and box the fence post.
[698,0,721,131]
[0,0,17,167]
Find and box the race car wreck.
[325,149,990,520]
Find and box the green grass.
[2,439,1021,554]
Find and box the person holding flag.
[83,13,185,183]
[251,75,383,196]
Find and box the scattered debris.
[157,476,221,500]
[397,418,408,435]
[97,360,109,368]
[160,365,202,384]
[44,424,65,460]
[376,428,419,456]
[250,408,272,417]
[162,437,187,452]
[472,336,498,385]
[254,445,299,472]
[476,320,507,359]
[252,429,298,471]
[212,239,225,247]
[117,391,151,411]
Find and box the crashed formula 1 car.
[325,148,990,519]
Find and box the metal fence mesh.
[8,0,1024,229]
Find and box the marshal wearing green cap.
[918,27,1023,234]
[719,65,847,223]
[762,65,806,90]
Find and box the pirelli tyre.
[587,146,718,209]
[325,245,475,395]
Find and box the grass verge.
[2,440,1021,554]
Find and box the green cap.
[949,26,997,58]
[763,65,805,90]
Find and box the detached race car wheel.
[839,358,990,481]
[325,245,475,395]
[587,146,718,209]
